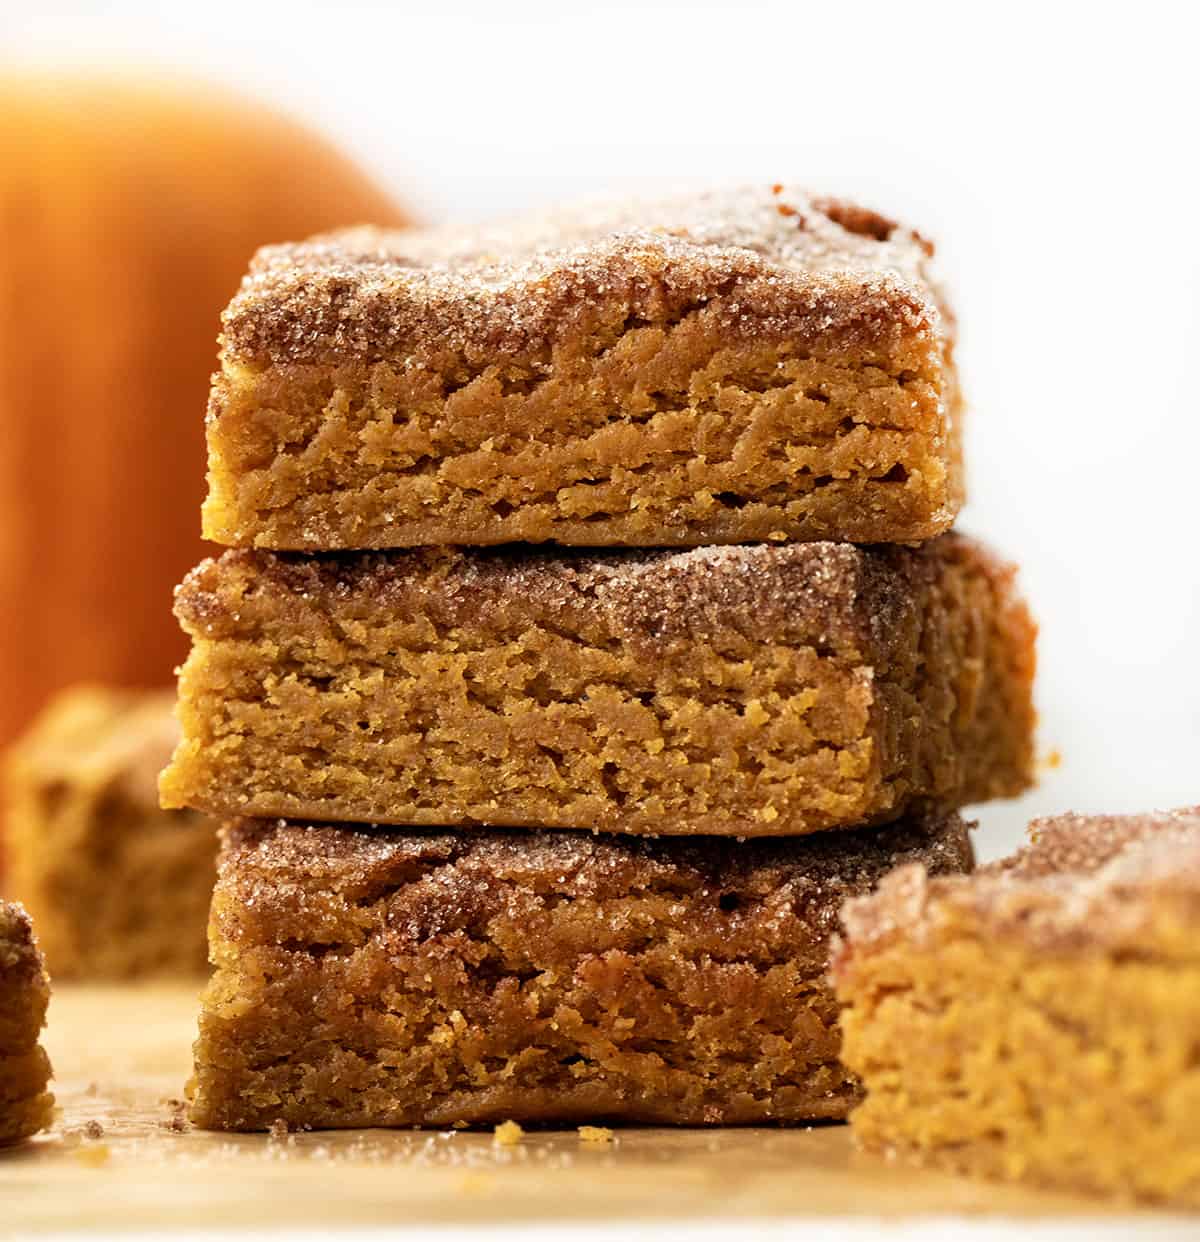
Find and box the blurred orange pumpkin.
[0,75,412,749]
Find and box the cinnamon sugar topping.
[221,185,948,365]
[840,807,1200,955]
[174,537,959,654]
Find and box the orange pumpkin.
[0,74,412,748]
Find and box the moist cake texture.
[204,185,962,549]
[6,687,216,977]
[160,534,1035,837]
[0,901,53,1144]
[189,811,973,1131]
[834,806,1200,1206]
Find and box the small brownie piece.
[203,185,961,550]
[0,902,53,1145]
[160,534,1035,838]
[834,807,1200,1206]
[189,811,973,1131]
[5,687,216,978]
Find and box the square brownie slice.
[204,185,961,549]
[5,687,215,977]
[190,812,973,1131]
[834,807,1200,1206]
[160,535,1035,837]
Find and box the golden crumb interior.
[205,326,960,550]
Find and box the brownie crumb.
[492,1120,524,1147]
[161,1098,190,1133]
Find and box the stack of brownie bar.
[160,186,1036,1131]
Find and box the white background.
[4,0,1198,859]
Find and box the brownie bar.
[5,687,216,977]
[160,535,1035,838]
[0,901,53,1145]
[833,807,1200,1206]
[189,812,973,1131]
[203,185,962,550]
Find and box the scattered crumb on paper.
[492,1120,524,1146]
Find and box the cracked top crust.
[215,812,974,954]
[174,535,980,659]
[220,184,949,366]
[837,806,1200,957]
